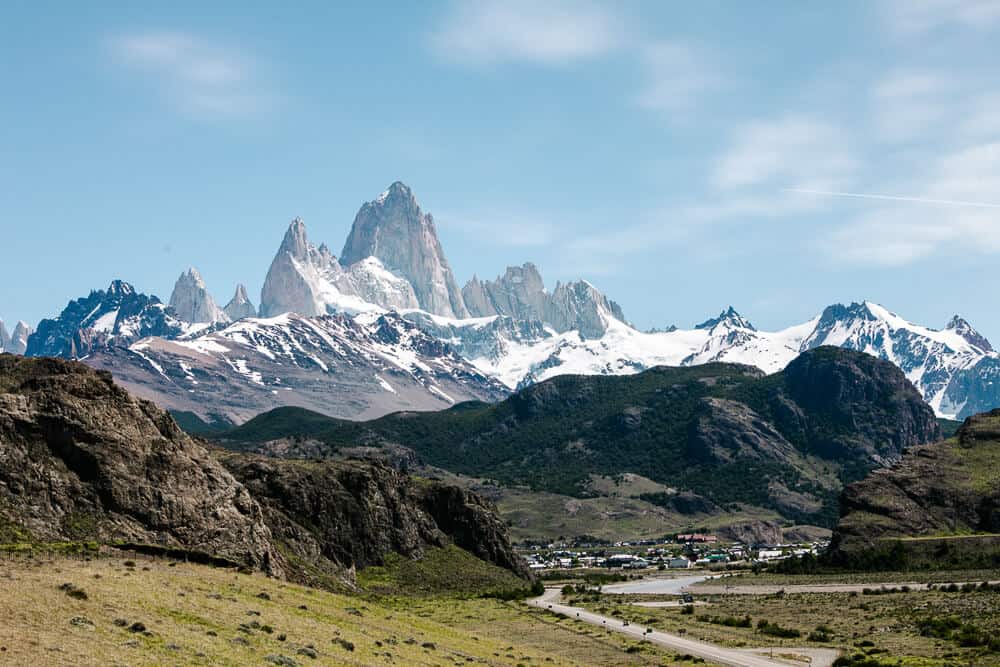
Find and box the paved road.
[526,587,809,667]
[602,573,715,595]
[693,579,1000,595]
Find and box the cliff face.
[0,355,281,574]
[831,409,1000,562]
[220,454,531,584]
[0,354,528,587]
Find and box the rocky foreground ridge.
[831,409,1000,567]
[0,354,527,587]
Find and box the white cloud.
[429,0,624,66]
[827,141,1000,265]
[634,42,719,115]
[884,0,1000,34]
[712,115,857,192]
[871,70,955,143]
[109,31,274,118]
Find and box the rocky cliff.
[0,354,528,587]
[223,284,257,320]
[341,182,469,318]
[0,354,281,574]
[168,267,228,324]
[220,454,530,583]
[462,263,627,339]
[0,320,31,355]
[831,409,1000,565]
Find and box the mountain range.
[14,181,1000,423]
[220,346,940,529]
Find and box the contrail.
[783,188,1000,209]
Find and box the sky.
[2,0,1000,337]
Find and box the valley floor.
[0,554,702,666]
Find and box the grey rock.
[169,268,228,324]
[223,284,257,320]
[462,263,626,339]
[260,218,351,317]
[0,356,283,576]
[341,182,469,318]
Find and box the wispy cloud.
[633,42,720,116]
[825,141,1000,265]
[429,0,624,66]
[871,70,955,143]
[883,0,1000,35]
[109,31,276,118]
[712,115,857,192]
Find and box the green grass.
[356,545,531,598]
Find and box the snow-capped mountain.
[223,284,257,320]
[25,280,195,358]
[169,268,229,324]
[22,181,1000,423]
[462,263,628,339]
[341,181,469,318]
[259,217,420,317]
[85,311,507,424]
[0,319,32,355]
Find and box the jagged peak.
[695,306,755,331]
[231,284,250,303]
[945,314,993,352]
[107,279,137,296]
[279,217,312,259]
[375,181,414,205]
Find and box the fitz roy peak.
[169,268,228,324]
[340,182,469,318]
[23,180,1000,424]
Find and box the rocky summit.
[222,283,257,320]
[340,182,469,318]
[0,354,529,587]
[26,280,189,359]
[0,319,32,355]
[168,267,228,324]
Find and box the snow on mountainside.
[435,300,996,420]
[25,281,203,359]
[0,319,32,355]
[85,311,507,424]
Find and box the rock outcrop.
[220,454,530,582]
[341,182,469,318]
[0,355,530,585]
[0,355,282,574]
[0,320,31,355]
[223,284,257,320]
[462,263,627,339]
[830,409,1000,566]
[169,267,228,324]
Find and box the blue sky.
[3,0,1000,337]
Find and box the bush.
[757,620,801,638]
[697,614,752,628]
[680,605,694,615]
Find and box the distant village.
[520,534,829,571]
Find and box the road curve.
[526,587,793,667]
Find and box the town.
[519,534,829,571]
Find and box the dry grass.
[577,587,1000,665]
[0,555,698,666]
